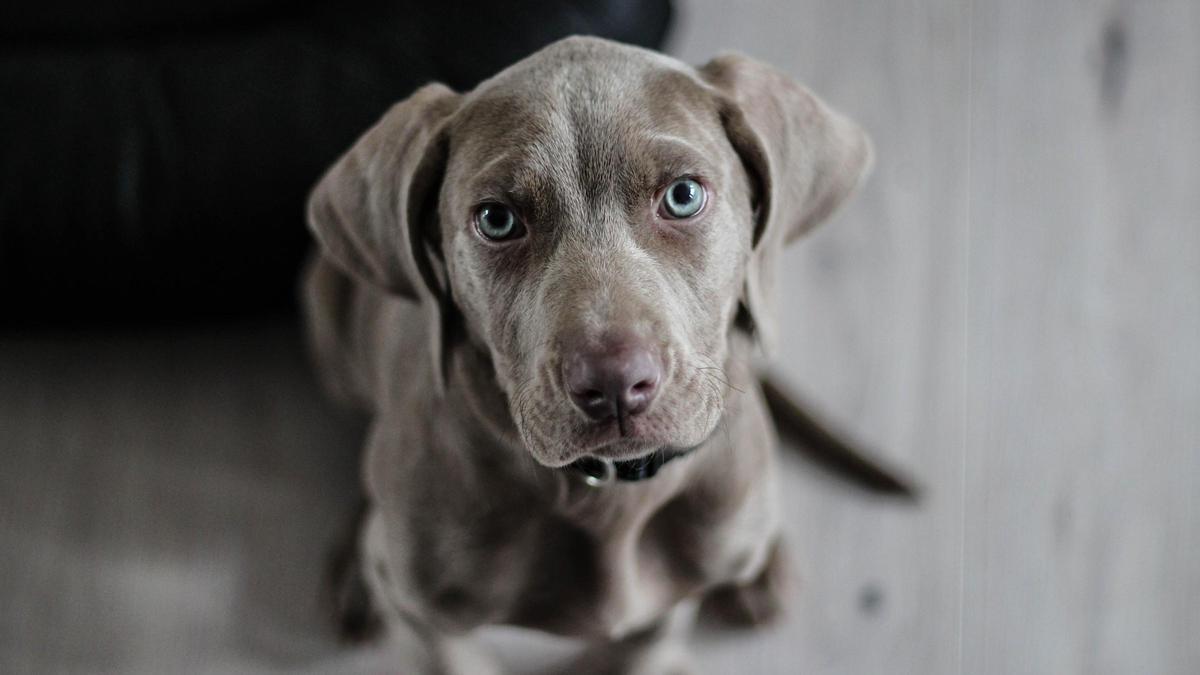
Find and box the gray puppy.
[304,36,871,674]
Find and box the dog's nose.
[563,341,662,424]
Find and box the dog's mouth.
[572,414,671,456]
[565,422,718,485]
[567,445,699,486]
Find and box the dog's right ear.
[307,83,460,301]
[699,54,872,352]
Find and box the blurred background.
[2,1,1197,673]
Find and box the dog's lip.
[585,443,698,463]
[568,425,710,473]
[574,418,716,462]
[574,420,661,459]
[586,438,659,461]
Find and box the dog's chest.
[405,465,775,639]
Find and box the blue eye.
[660,177,706,219]
[475,203,525,241]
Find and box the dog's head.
[308,37,871,467]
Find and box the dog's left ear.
[700,53,873,351]
[307,83,462,391]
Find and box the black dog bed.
[0,0,672,325]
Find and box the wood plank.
[963,2,1200,673]
[0,324,368,672]
[672,1,971,673]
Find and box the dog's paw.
[626,647,696,675]
[323,503,384,643]
[552,645,696,675]
[700,538,792,628]
[330,559,384,643]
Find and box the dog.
[303,35,872,674]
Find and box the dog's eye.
[659,177,706,219]
[475,203,525,242]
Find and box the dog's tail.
[760,372,920,501]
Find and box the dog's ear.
[307,83,461,390]
[307,83,459,298]
[700,53,873,351]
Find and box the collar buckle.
[575,457,616,487]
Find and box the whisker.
[697,368,743,399]
[694,355,745,394]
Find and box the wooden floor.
[2,2,1197,673]
[673,1,1200,673]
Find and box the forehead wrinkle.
[469,152,550,199]
[472,149,517,183]
[643,133,709,160]
[637,139,714,186]
[564,79,723,205]
[461,55,719,232]
[564,106,621,209]
[456,102,574,213]
[524,112,586,229]
[542,60,637,211]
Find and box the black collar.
[569,446,698,486]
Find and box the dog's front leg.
[699,535,792,628]
[369,610,500,675]
[553,600,699,675]
[359,507,502,675]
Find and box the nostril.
[622,375,659,418]
[581,389,605,404]
[630,378,656,394]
